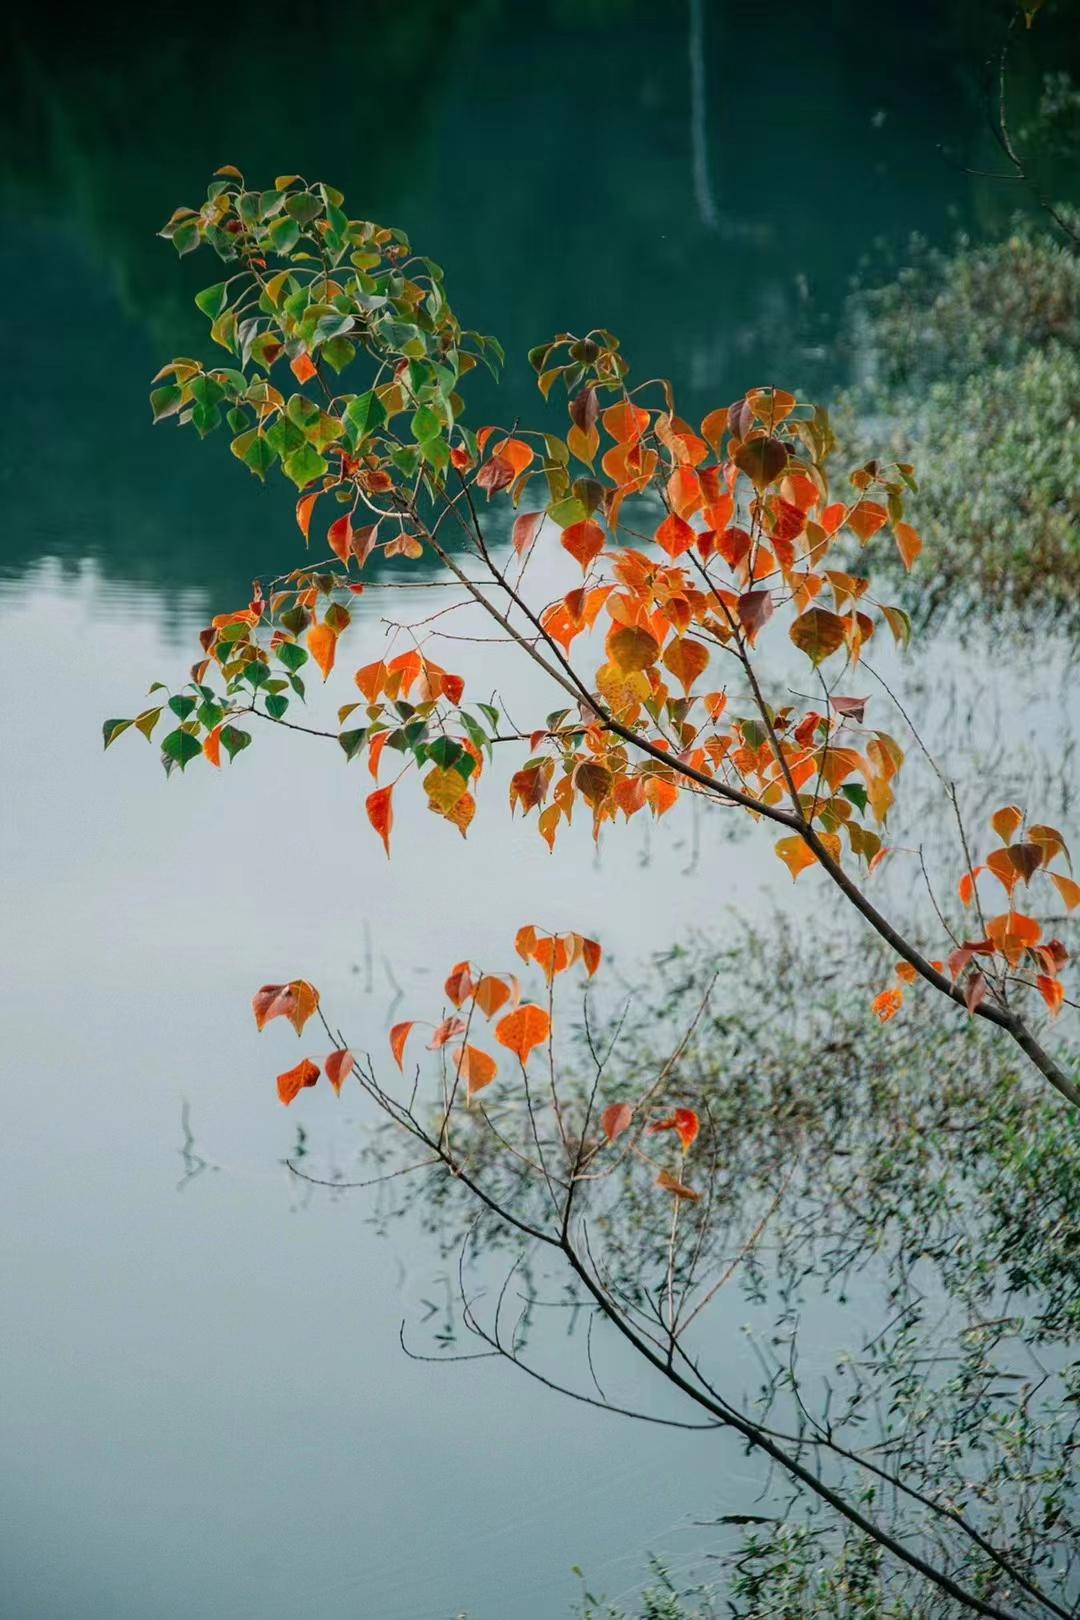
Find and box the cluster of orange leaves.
[251,928,703,1201]
[872,805,1077,1023]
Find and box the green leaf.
[411,404,442,442]
[840,783,869,815]
[345,391,385,444]
[197,699,225,731]
[195,282,230,319]
[162,728,202,770]
[284,444,328,488]
[220,726,252,762]
[269,216,300,253]
[264,694,289,720]
[134,707,163,741]
[547,497,588,528]
[173,219,201,256]
[150,385,183,423]
[426,737,464,769]
[168,694,197,720]
[102,718,133,750]
[338,727,367,762]
[277,642,308,672]
[285,191,322,226]
[321,336,356,374]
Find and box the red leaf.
[278,1057,320,1106]
[965,971,988,1014]
[252,980,320,1035]
[655,513,695,558]
[325,1049,355,1094]
[561,519,605,572]
[830,695,868,724]
[648,1108,700,1152]
[327,515,353,565]
[513,511,545,556]
[601,1103,634,1144]
[737,590,774,642]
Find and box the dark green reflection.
[2,0,1075,604]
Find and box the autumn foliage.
[104,169,1077,1105]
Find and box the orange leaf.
[958,866,983,906]
[290,353,317,384]
[325,1049,355,1094]
[656,1168,700,1201]
[444,960,476,1008]
[307,623,337,681]
[991,805,1024,845]
[532,934,571,982]
[495,1003,552,1065]
[847,500,888,543]
[354,660,387,704]
[986,847,1019,895]
[514,925,538,962]
[602,400,649,444]
[366,785,394,856]
[454,1043,499,1098]
[252,980,320,1035]
[1037,975,1065,1016]
[663,637,709,695]
[581,937,602,977]
[429,1015,467,1050]
[872,987,903,1023]
[655,512,695,558]
[278,1057,320,1106]
[645,777,679,816]
[1050,872,1080,911]
[493,436,534,477]
[775,836,817,880]
[608,625,660,672]
[474,975,512,1019]
[893,522,922,571]
[203,724,223,768]
[296,492,319,540]
[667,467,703,520]
[561,519,605,573]
[389,1020,415,1070]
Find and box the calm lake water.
[2,4,1076,1616]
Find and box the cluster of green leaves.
[152,164,502,489]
